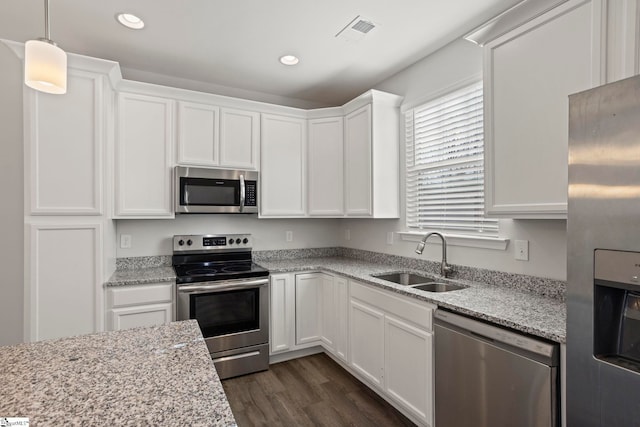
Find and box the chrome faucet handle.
[442,263,454,278]
[416,241,426,254]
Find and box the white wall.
[116,216,341,257]
[0,42,25,345]
[338,38,568,281]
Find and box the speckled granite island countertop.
[0,321,236,427]
[257,257,566,344]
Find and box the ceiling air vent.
[335,15,378,42]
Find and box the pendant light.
[24,0,67,94]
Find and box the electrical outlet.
[286,231,293,242]
[515,240,529,261]
[120,234,132,249]
[345,229,351,241]
[386,232,394,245]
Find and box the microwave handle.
[239,174,246,213]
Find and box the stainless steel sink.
[372,272,433,286]
[412,282,467,292]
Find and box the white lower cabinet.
[106,282,174,331]
[268,272,434,426]
[270,272,347,357]
[26,221,106,342]
[334,276,349,362]
[385,314,433,424]
[270,273,296,354]
[295,273,323,345]
[349,298,385,388]
[350,280,435,426]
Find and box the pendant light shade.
[24,0,67,94]
[25,39,67,94]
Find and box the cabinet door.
[220,108,259,169]
[27,222,103,341]
[116,92,174,218]
[334,276,349,363]
[308,117,344,216]
[260,114,306,216]
[344,104,372,216]
[320,274,336,351]
[385,314,433,426]
[270,273,295,354]
[484,0,602,218]
[25,69,105,215]
[109,303,173,331]
[295,273,321,345]
[349,298,385,388]
[177,101,219,166]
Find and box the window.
[405,81,498,236]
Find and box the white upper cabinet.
[344,105,373,216]
[177,101,220,166]
[219,108,260,169]
[343,91,402,218]
[260,114,307,217]
[484,0,603,218]
[25,69,106,215]
[115,92,174,218]
[307,116,344,216]
[176,103,259,170]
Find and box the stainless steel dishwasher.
[434,309,559,427]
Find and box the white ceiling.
[0,0,522,107]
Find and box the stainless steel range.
[173,234,269,379]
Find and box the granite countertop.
[257,257,566,344]
[0,321,236,427]
[106,266,176,286]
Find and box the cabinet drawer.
[350,281,434,331]
[107,283,174,308]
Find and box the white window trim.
[401,75,507,250]
[397,231,509,251]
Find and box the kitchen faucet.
[415,231,453,278]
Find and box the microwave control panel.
[245,181,257,207]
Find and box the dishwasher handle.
[434,309,558,362]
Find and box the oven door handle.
[177,277,269,293]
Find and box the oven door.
[176,277,269,354]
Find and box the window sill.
[398,231,509,251]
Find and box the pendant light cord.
[44,0,51,40]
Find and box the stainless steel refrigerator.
[567,74,640,426]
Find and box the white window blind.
[406,81,498,235]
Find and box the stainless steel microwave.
[174,166,258,214]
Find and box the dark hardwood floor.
[221,353,416,427]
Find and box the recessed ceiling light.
[279,55,299,66]
[116,13,145,30]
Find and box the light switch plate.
[345,229,351,241]
[286,231,293,242]
[515,240,529,261]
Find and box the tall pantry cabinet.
[15,44,119,342]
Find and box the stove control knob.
[187,239,193,246]
[229,239,234,245]
[178,239,184,246]
[235,238,241,244]
[243,238,249,244]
